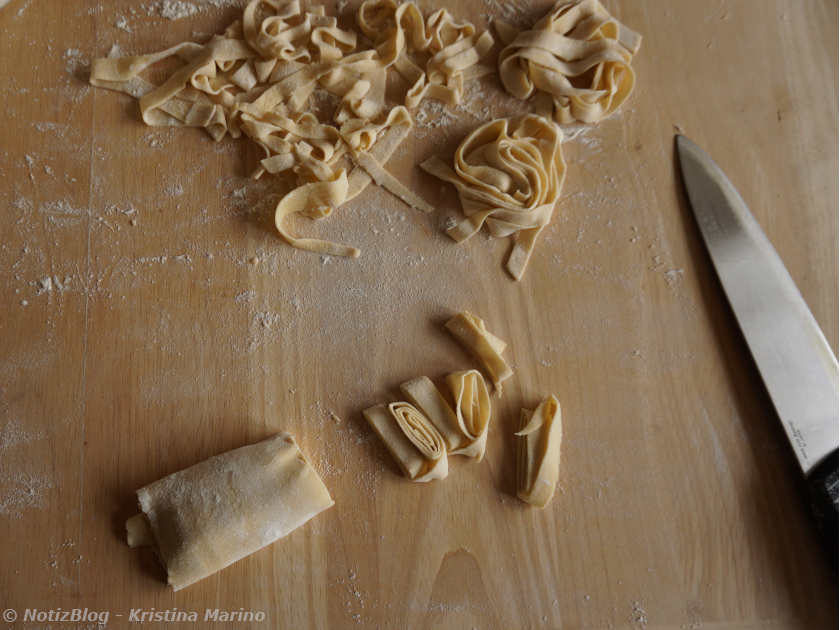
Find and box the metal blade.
[676,135,838,475]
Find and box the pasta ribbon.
[421,115,566,280]
[516,395,563,508]
[90,0,490,258]
[497,0,641,124]
[445,311,513,394]
[446,369,491,460]
[357,0,494,109]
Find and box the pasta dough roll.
[516,395,563,508]
[446,369,491,460]
[445,311,513,393]
[363,402,448,482]
[399,376,462,452]
[126,433,334,590]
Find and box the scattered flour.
[234,289,256,304]
[0,471,53,519]
[0,419,45,450]
[36,276,53,294]
[157,0,200,20]
[149,0,242,20]
[32,121,70,134]
[114,16,132,32]
[631,601,648,627]
[166,182,185,197]
[481,0,526,24]
[63,48,87,75]
[664,268,685,287]
[13,0,32,18]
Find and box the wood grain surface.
[0,1,837,628]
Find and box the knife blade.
[675,135,838,546]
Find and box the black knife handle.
[806,449,838,562]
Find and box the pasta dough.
[363,402,448,482]
[365,372,492,476]
[516,395,563,508]
[357,0,495,109]
[445,311,513,393]
[446,369,491,460]
[126,433,333,590]
[399,376,462,452]
[89,0,493,259]
[497,0,642,124]
[421,115,566,280]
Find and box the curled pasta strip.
[245,0,313,60]
[363,403,448,482]
[516,395,563,508]
[421,115,566,280]
[357,0,494,109]
[497,0,641,124]
[272,169,360,257]
[446,370,491,460]
[445,311,513,394]
[90,39,251,141]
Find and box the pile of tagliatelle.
[90,0,641,280]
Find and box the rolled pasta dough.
[399,376,462,452]
[363,402,448,482]
[127,433,333,590]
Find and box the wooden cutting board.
[0,1,836,628]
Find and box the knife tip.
[674,134,696,158]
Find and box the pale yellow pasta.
[126,433,334,590]
[421,115,566,280]
[89,0,494,258]
[125,513,154,549]
[399,376,462,452]
[497,0,642,124]
[445,311,513,393]
[516,395,563,508]
[357,0,494,109]
[446,369,491,460]
[363,403,448,482]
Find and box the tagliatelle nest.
[90,0,495,257]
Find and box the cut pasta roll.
[446,369,491,460]
[363,402,448,482]
[445,311,513,393]
[516,395,563,508]
[399,376,462,452]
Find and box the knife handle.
[806,449,838,562]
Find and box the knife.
[675,135,838,553]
